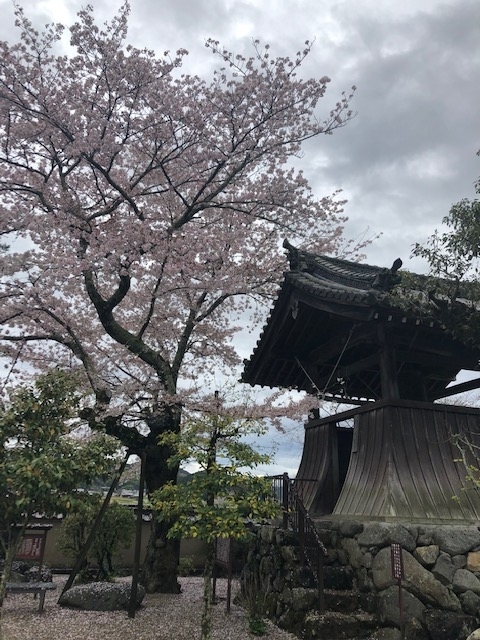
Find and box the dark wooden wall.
[298,401,480,522]
[295,423,353,515]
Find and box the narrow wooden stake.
[226,538,233,613]
[128,450,146,618]
[212,539,217,605]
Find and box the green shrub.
[238,571,269,636]
[178,556,195,576]
[58,495,135,581]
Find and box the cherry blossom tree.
[0,3,359,591]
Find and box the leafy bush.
[238,571,269,636]
[178,556,195,576]
[58,495,135,581]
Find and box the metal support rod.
[282,473,289,529]
[318,552,325,613]
[398,578,405,640]
[298,505,305,563]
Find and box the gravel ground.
[0,576,298,640]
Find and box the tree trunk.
[0,542,16,613]
[0,525,26,613]
[141,406,182,593]
[201,540,216,640]
[142,517,181,594]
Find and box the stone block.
[325,548,337,565]
[290,587,317,611]
[323,565,354,590]
[454,555,468,569]
[259,525,275,543]
[341,537,363,569]
[303,611,377,640]
[432,526,480,556]
[371,628,402,640]
[280,545,299,565]
[432,551,456,585]
[417,526,434,546]
[338,520,364,537]
[337,549,347,565]
[275,528,298,546]
[468,551,480,572]
[404,617,430,640]
[292,566,316,589]
[424,609,478,640]
[357,522,416,552]
[413,544,439,567]
[453,569,480,596]
[378,586,425,627]
[358,591,378,613]
[357,566,374,592]
[325,589,358,613]
[363,551,373,568]
[460,589,480,616]
[372,547,461,611]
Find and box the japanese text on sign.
[16,534,44,560]
[390,543,404,580]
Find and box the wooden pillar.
[377,324,400,400]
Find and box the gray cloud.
[0,0,478,272]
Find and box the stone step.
[304,610,378,640]
[325,588,359,613]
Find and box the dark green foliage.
[152,398,279,640]
[0,370,118,606]
[177,556,195,576]
[407,154,480,348]
[238,571,269,636]
[58,495,135,581]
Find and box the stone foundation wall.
[242,521,480,640]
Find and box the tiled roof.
[241,243,480,402]
[283,240,401,304]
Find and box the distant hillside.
[118,460,193,490]
[79,460,193,493]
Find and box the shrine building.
[242,241,480,523]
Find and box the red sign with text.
[16,534,45,560]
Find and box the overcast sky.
[1,0,479,473]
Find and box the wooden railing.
[267,474,326,612]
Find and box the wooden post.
[226,538,233,613]
[377,324,400,400]
[128,450,146,619]
[391,543,405,640]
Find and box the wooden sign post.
[15,525,52,579]
[213,537,233,612]
[390,543,405,640]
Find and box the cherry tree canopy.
[0,2,358,590]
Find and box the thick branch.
[83,270,175,391]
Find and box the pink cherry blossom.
[0,3,364,591]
